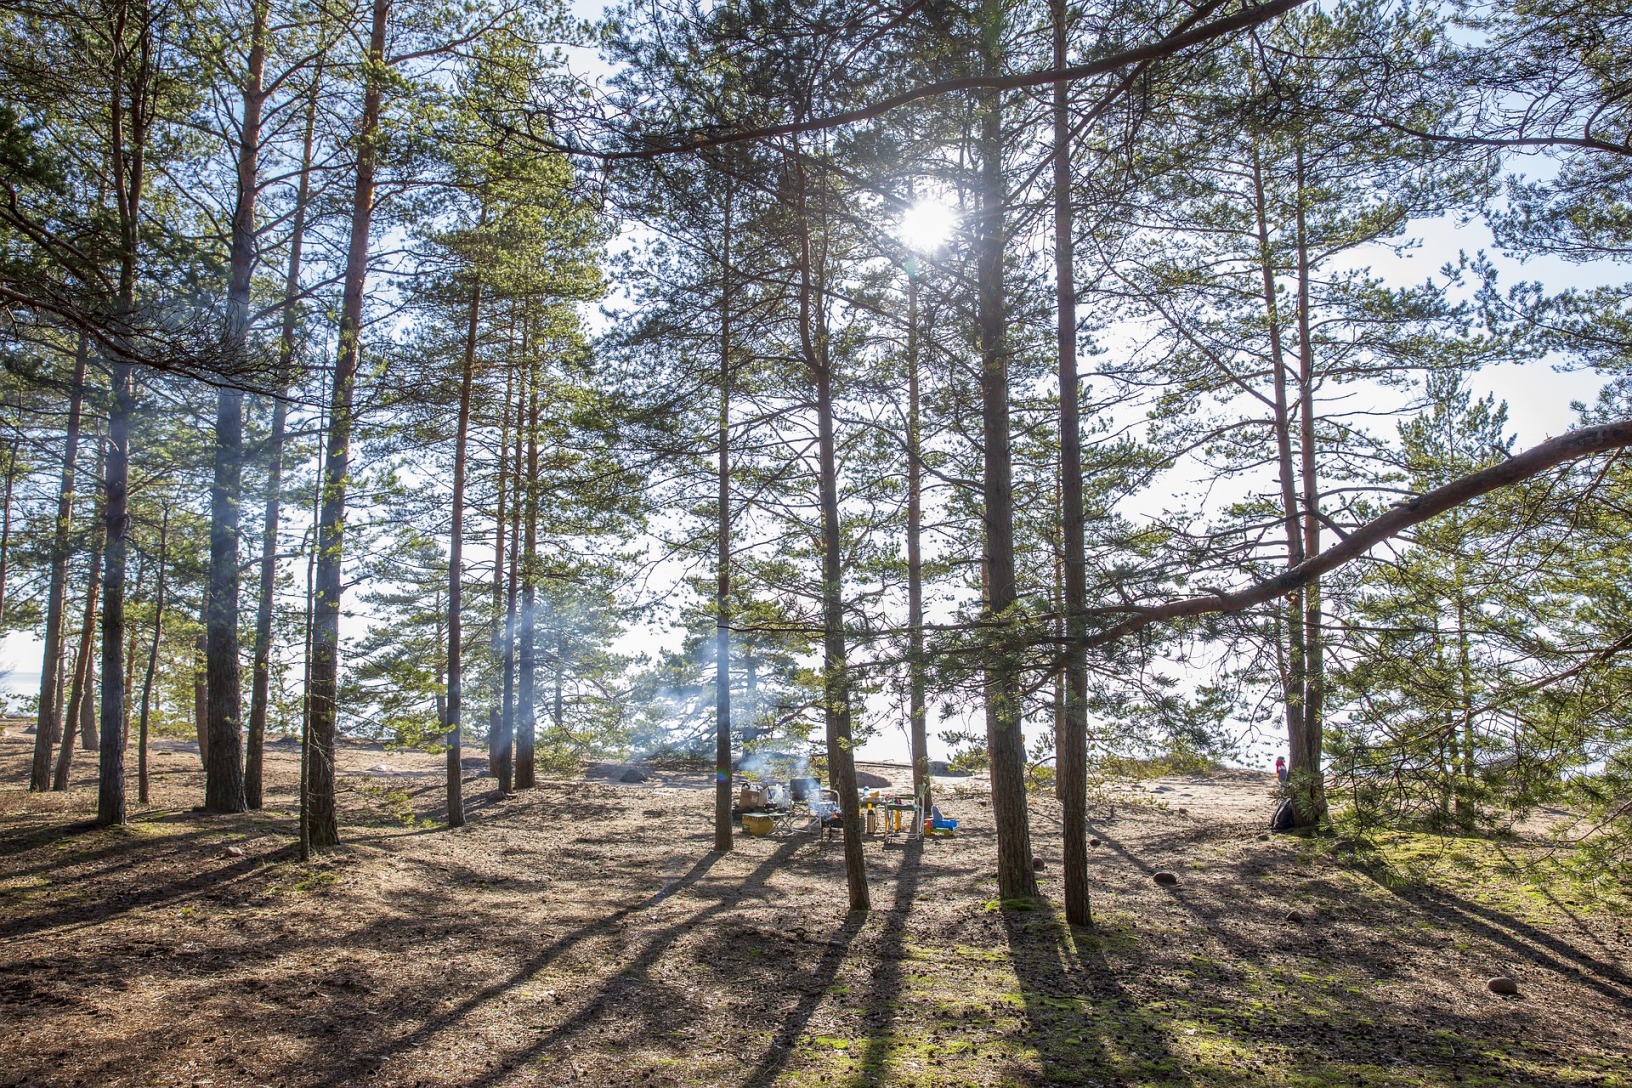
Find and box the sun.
[898,199,958,252]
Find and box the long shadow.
[0,826,269,940]
[446,838,846,1088]
[1389,881,1632,1004]
[1003,901,1192,1087]
[739,911,869,1088]
[846,838,923,1087]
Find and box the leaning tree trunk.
[31,339,88,791]
[247,55,321,810]
[444,270,481,829]
[138,504,169,804]
[794,146,869,912]
[1052,0,1091,928]
[714,181,734,854]
[306,0,389,848]
[976,1,1038,904]
[55,446,107,792]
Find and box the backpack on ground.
[1269,797,1296,833]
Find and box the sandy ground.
[0,732,1628,1088]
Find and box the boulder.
[1488,976,1519,995]
[1153,871,1179,886]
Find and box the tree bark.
[794,147,868,912]
[714,181,734,854]
[906,259,928,815]
[515,349,540,790]
[55,460,105,792]
[1052,0,1091,928]
[247,56,321,810]
[0,432,19,630]
[445,272,480,829]
[306,0,390,848]
[31,338,88,791]
[138,504,168,805]
[203,0,270,815]
[489,362,513,776]
[1291,144,1326,827]
[498,348,526,793]
[976,0,1038,904]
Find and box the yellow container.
[742,813,776,836]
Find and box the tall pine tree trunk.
[498,352,526,792]
[203,0,269,815]
[714,182,734,854]
[794,147,868,912]
[976,0,1037,903]
[307,0,389,848]
[489,363,513,777]
[1052,0,1091,927]
[445,273,481,828]
[1292,144,1326,827]
[247,58,321,809]
[906,258,928,814]
[515,352,540,790]
[31,339,88,791]
[1252,143,1308,808]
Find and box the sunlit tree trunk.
[976,0,1037,903]
[489,363,513,777]
[307,0,390,847]
[56,457,106,791]
[1291,144,1327,827]
[248,60,321,809]
[794,146,868,912]
[1053,0,1091,927]
[138,504,168,804]
[31,339,87,791]
[445,270,481,828]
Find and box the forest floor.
[0,732,1629,1088]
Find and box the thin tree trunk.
[1292,144,1326,828]
[445,271,481,829]
[1053,0,1090,927]
[307,0,390,848]
[906,234,928,816]
[498,351,526,793]
[489,363,513,775]
[1252,142,1309,811]
[0,432,19,629]
[795,146,868,912]
[31,338,88,791]
[715,182,734,854]
[55,467,106,792]
[248,57,321,810]
[138,504,169,805]
[976,1,1038,904]
[515,349,539,790]
[194,635,208,766]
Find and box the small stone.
[1176,807,1189,816]
[224,846,245,858]
[1284,910,1303,924]
[1153,871,1179,886]
[1032,857,1046,871]
[1488,976,1518,995]
[1089,837,1101,847]
[1258,832,1272,841]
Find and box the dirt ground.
[0,732,1628,1088]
